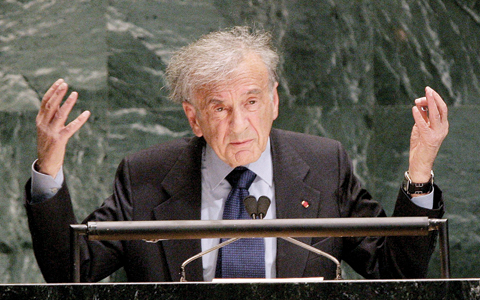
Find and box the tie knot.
[226,167,256,190]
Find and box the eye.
[246,99,259,111]
[215,107,224,112]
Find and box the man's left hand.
[408,86,449,184]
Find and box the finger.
[412,106,429,131]
[40,79,64,109]
[39,82,69,123]
[431,88,448,121]
[61,110,91,139]
[414,96,427,106]
[425,86,442,129]
[414,97,428,123]
[51,91,79,126]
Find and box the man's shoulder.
[122,136,203,167]
[271,128,341,149]
[270,128,350,180]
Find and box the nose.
[229,106,248,134]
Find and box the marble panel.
[0,112,39,283]
[371,0,480,106]
[281,0,375,108]
[0,0,479,284]
[0,0,110,283]
[106,0,227,109]
[0,0,108,111]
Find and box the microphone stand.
[179,195,261,282]
[179,196,342,281]
[180,238,239,282]
[281,237,342,280]
[256,196,342,280]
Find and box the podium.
[1,279,479,300]
[70,217,450,282]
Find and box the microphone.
[243,195,258,219]
[257,196,271,219]
[244,195,270,219]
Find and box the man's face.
[182,54,279,167]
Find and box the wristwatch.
[402,170,434,195]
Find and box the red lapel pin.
[301,200,309,208]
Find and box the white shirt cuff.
[30,160,64,203]
[409,187,434,209]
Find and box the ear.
[182,101,203,137]
[272,82,280,120]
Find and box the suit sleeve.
[336,143,444,279]
[25,159,134,283]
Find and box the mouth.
[230,139,253,147]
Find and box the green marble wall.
[0,0,479,283]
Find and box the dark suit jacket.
[25,129,444,283]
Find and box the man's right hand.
[35,79,91,178]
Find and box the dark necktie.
[216,167,265,278]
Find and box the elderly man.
[26,27,448,282]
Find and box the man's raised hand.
[35,79,91,177]
[408,86,449,184]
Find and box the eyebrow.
[206,99,224,106]
[206,88,264,104]
[246,88,262,95]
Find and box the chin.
[231,152,260,166]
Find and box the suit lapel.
[152,137,205,281]
[270,129,321,278]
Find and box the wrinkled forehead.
[191,62,270,108]
[198,84,263,102]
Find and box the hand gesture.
[35,79,91,177]
[408,86,449,183]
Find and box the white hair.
[165,26,279,104]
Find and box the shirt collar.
[202,138,273,190]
